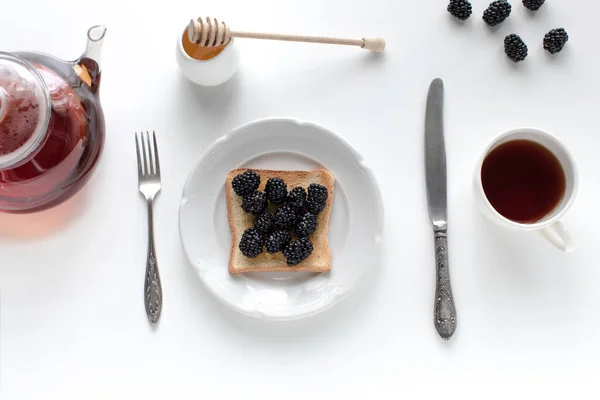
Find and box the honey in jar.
[181,29,227,60]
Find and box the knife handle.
[433,230,456,340]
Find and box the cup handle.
[539,221,574,252]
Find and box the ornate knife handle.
[433,230,456,340]
[144,200,162,326]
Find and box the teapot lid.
[0,52,50,169]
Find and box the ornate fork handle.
[433,230,456,340]
[144,198,162,326]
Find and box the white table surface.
[1,0,599,398]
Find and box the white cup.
[473,128,578,252]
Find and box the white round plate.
[179,118,383,320]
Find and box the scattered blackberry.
[543,28,569,54]
[483,1,512,26]
[265,177,288,204]
[239,228,263,258]
[522,0,545,11]
[283,237,314,266]
[296,212,318,237]
[254,212,275,234]
[504,34,528,62]
[287,187,307,209]
[242,191,267,215]
[231,170,260,196]
[307,184,328,215]
[274,205,297,230]
[447,0,473,21]
[266,230,291,254]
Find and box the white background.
[1,0,598,398]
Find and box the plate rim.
[178,116,384,320]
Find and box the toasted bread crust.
[226,168,334,274]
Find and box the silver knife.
[425,78,457,340]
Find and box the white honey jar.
[175,29,240,87]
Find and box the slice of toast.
[226,168,335,274]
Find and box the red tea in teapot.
[0,65,88,199]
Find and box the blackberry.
[265,177,288,204]
[296,212,318,237]
[282,237,314,266]
[483,1,512,26]
[239,228,263,258]
[307,184,328,215]
[522,0,545,11]
[287,187,307,209]
[266,230,291,254]
[242,191,267,215]
[274,205,297,230]
[543,28,569,54]
[254,212,275,234]
[231,170,260,196]
[504,34,528,62]
[447,0,473,21]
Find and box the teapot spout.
[75,26,106,90]
[83,26,107,68]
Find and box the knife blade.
[425,78,457,340]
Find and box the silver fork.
[135,131,163,326]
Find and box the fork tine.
[141,130,149,176]
[135,132,143,178]
[152,131,160,177]
[146,131,156,175]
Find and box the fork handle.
[144,198,162,326]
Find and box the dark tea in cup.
[481,139,566,224]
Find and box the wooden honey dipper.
[188,17,386,52]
